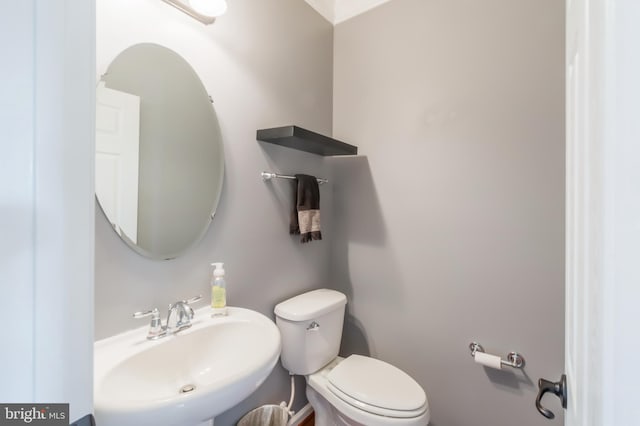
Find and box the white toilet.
[275,289,430,426]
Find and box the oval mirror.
[96,43,224,260]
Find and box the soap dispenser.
[210,262,227,316]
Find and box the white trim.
[304,0,395,25]
[566,0,640,424]
[334,0,394,24]
[565,0,609,423]
[304,0,335,24]
[33,0,96,419]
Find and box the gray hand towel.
[290,174,322,243]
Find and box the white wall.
[601,1,640,423]
[1,0,37,403]
[332,1,565,425]
[0,0,95,422]
[95,0,334,423]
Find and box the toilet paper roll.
[474,351,502,369]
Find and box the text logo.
[0,404,68,425]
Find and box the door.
[95,81,141,243]
[534,0,599,418]
[565,0,603,423]
[540,0,609,422]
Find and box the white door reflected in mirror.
[96,82,141,244]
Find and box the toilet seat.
[326,355,427,418]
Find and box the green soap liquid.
[212,286,226,308]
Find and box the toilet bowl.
[274,289,430,426]
[307,356,430,426]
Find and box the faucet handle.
[133,308,165,340]
[183,295,202,305]
[181,296,202,321]
[133,308,159,319]
[167,295,202,311]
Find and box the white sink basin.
[94,307,281,426]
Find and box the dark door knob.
[536,374,567,419]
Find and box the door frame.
[565,0,640,425]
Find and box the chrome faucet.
[166,300,195,333]
[133,295,202,340]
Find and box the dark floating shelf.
[257,125,358,156]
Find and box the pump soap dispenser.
[211,262,227,316]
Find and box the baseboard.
[287,403,314,426]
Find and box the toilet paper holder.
[469,342,525,369]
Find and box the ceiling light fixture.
[161,0,227,25]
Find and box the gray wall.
[95,0,333,423]
[332,1,565,426]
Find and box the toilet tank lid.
[275,289,346,321]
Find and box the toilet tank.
[274,289,347,375]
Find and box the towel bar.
[261,171,328,185]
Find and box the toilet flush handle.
[307,321,320,331]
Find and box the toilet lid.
[327,355,427,417]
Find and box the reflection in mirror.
[96,43,224,260]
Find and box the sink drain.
[179,384,196,394]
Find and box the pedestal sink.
[94,307,281,426]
